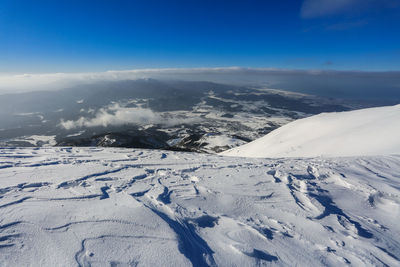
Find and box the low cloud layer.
[1,67,400,102]
[59,103,201,130]
[0,68,246,94]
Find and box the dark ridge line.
[19,182,51,189]
[278,166,373,239]
[131,193,216,267]
[362,165,389,180]
[0,165,13,169]
[37,195,102,201]
[43,219,151,231]
[0,197,32,209]
[25,161,61,167]
[129,173,149,184]
[243,248,278,262]
[311,192,373,239]
[147,207,216,267]
[257,227,274,240]
[286,183,306,211]
[0,233,21,242]
[0,221,23,230]
[190,215,219,228]
[0,244,15,248]
[115,173,150,192]
[377,246,400,261]
[259,192,274,200]
[57,165,140,188]
[62,161,195,178]
[130,189,150,197]
[0,155,35,158]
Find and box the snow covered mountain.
[0,79,358,153]
[1,147,400,266]
[2,103,400,266]
[222,104,400,158]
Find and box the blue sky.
[0,0,399,73]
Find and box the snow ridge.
[222,104,400,158]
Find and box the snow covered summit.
[1,147,400,266]
[222,104,400,158]
[1,105,400,266]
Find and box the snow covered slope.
[222,104,400,158]
[1,147,400,266]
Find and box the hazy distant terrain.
[0,79,361,152]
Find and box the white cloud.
[0,67,248,94]
[59,103,202,130]
[301,0,362,18]
[1,67,400,101]
[0,66,352,94]
[300,0,399,19]
[60,104,159,129]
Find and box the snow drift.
[222,104,400,158]
[1,147,400,266]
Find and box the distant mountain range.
[0,79,368,152]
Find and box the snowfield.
[1,147,400,266]
[222,104,400,158]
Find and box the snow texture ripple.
[0,147,400,266]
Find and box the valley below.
[0,79,356,153]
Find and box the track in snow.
[0,147,400,266]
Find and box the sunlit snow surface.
[222,104,400,158]
[1,147,400,266]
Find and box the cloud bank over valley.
[59,103,202,130]
[1,67,399,102]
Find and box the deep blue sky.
[0,0,399,73]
